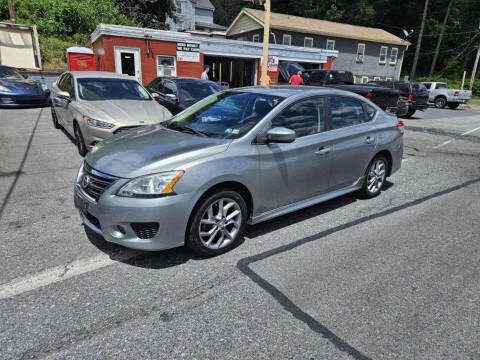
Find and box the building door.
[114,47,142,83]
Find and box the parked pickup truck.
[278,62,401,114]
[421,81,471,109]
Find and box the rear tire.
[402,108,416,118]
[358,155,388,199]
[434,96,447,109]
[187,189,247,256]
[51,106,61,129]
[74,123,88,157]
[447,103,459,109]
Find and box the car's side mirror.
[151,92,160,99]
[23,74,29,79]
[266,127,296,143]
[56,90,71,101]
[166,93,177,101]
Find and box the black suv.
[146,77,223,115]
[368,80,428,118]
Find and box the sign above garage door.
[177,42,200,62]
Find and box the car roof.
[69,71,136,80]
[230,85,352,98]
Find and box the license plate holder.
[74,190,90,214]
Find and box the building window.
[157,55,176,76]
[252,34,260,43]
[379,46,388,64]
[390,48,398,65]
[326,39,335,50]
[386,77,393,81]
[176,0,182,14]
[361,76,369,84]
[304,37,313,48]
[356,43,365,63]
[282,34,291,46]
[373,76,381,80]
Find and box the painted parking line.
[0,252,140,300]
[434,126,480,149]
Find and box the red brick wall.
[322,56,334,70]
[92,35,204,84]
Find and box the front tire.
[74,123,88,157]
[51,105,61,129]
[359,155,388,198]
[434,97,447,109]
[447,103,459,109]
[187,190,247,256]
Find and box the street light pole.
[8,0,16,23]
[260,0,271,87]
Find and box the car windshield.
[77,78,151,101]
[166,91,284,139]
[0,66,24,80]
[178,81,222,105]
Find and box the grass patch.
[471,96,480,107]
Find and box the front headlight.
[117,171,184,198]
[83,116,114,129]
[0,85,11,93]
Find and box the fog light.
[110,225,127,238]
[1,97,14,104]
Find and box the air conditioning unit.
[356,55,364,63]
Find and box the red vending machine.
[66,47,95,71]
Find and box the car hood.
[0,79,44,95]
[80,99,171,124]
[86,124,230,178]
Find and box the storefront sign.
[267,56,279,72]
[177,42,200,62]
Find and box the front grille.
[2,95,49,105]
[131,222,159,239]
[81,163,118,201]
[113,126,141,135]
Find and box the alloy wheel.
[198,198,242,250]
[367,159,386,194]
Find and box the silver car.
[74,87,404,256]
[51,71,171,156]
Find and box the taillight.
[408,94,413,102]
[365,92,373,101]
[454,90,459,97]
[396,121,404,136]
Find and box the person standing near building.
[289,70,304,86]
[201,65,210,80]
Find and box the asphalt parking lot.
[1,106,479,359]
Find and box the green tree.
[115,0,175,30]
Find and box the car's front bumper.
[74,182,196,251]
[0,93,51,108]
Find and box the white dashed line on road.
[0,252,140,300]
[434,126,480,149]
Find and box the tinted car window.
[0,66,23,79]
[178,81,222,105]
[167,92,284,139]
[435,83,448,89]
[394,82,411,93]
[148,78,162,91]
[423,82,431,89]
[272,97,325,137]
[77,78,151,101]
[364,102,377,121]
[163,81,177,95]
[330,96,365,129]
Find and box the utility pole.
[260,0,271,87]
[410,0,429,81]
[8,0,16,23]
[469,43,480,90]
[429,0,454,76]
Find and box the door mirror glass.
[151,92,160,98]
[165,93,177,101]
[266,127,296,143]
[56,90,71,101]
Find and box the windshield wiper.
[167,123,208,137]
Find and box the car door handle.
[315,146,331,155]
[364,136,375,144]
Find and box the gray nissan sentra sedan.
[74,87,404,256]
